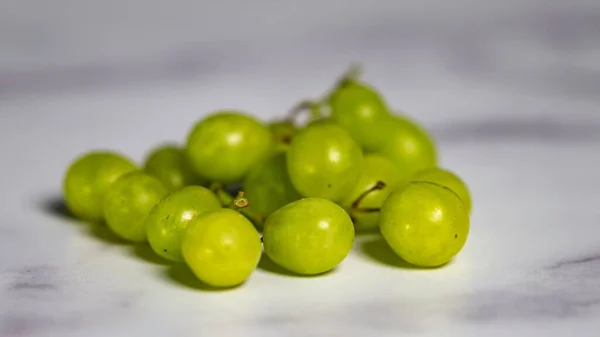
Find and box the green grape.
[305,117,336,128]
[370,115,437,178]
[182,208,262,287]
[185,111,274,184]
[340,154,403,232]
[379,181,469,267]
[103,172,169,242]
[287,123,363,202]
[143,144,205,191]
[63,151,138,223]
[263,198,355,275]
[146,186,222,262]
[242,153,301,228]
[269,121,298,153]
[329,80,391,151]
[413,167,472,213]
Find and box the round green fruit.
[413,167,472,213]
[186,111,273,184]
[182,208,262,288]
[144,144,205,191]
[146,186,222,262]
[287,123,363,202]
[63,151,137,223]
[370,115,437,177]
[380,181,469,267]
[103,172,169,242]
[242,153,301,227]
[329,80,391,151]
[263,198,355,275]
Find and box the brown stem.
[320,63,363,103]
[209,182,266,227]
[351,181,386,213]
[231,191,248,209]
[285,99,319,125]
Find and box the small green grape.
[185,111,273,184]
[370,115,437,177]
[380,181,469,267]
[143,144,205,191]
[413,167,472,213]
[305,117,336,128]
[103,172,169,242]
[63,151,138,223]
[242,153,301,228]
[146,186,222,262]
[269,121,298,153]
[287,123,363,202]
[182,208,262,287]
[263,198,355,275]
[329,80,391,151]
[340,154,403,232]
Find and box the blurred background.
[2,0,598,100]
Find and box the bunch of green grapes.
[61,64,474,288]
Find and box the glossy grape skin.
[63,151,138,223]
[287,123,363,202]
[185,111,273,184]
[263,198,355,275]
[379,181,469,267]
[103,172,169,242]
[182,208,262,287]
[146,186,222,262]
[144,144,205,191]
[340,154,403,232]
[242,153,301,228]
[269,121,297,153]
[329,81,391,151]
[370,115,437,178]
[413,167,472,213]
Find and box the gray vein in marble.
[1,286,145,337]
[2,266,62,301]
[431,117,600,143]
[548,254,600,270]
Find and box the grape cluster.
[62,65,471,288]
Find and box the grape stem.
[209,182,266,226]
[285,62,363,125]
[351,181,386,213]
[320,63,363,103]
[231,191,249,210]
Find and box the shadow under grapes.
[164,264,241,292]
[130,244,171,266]
[257,253,335,278]
[86,223,128,246]
[38,195,77,221]
[359,237,448,270]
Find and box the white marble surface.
[1,1,600,336]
